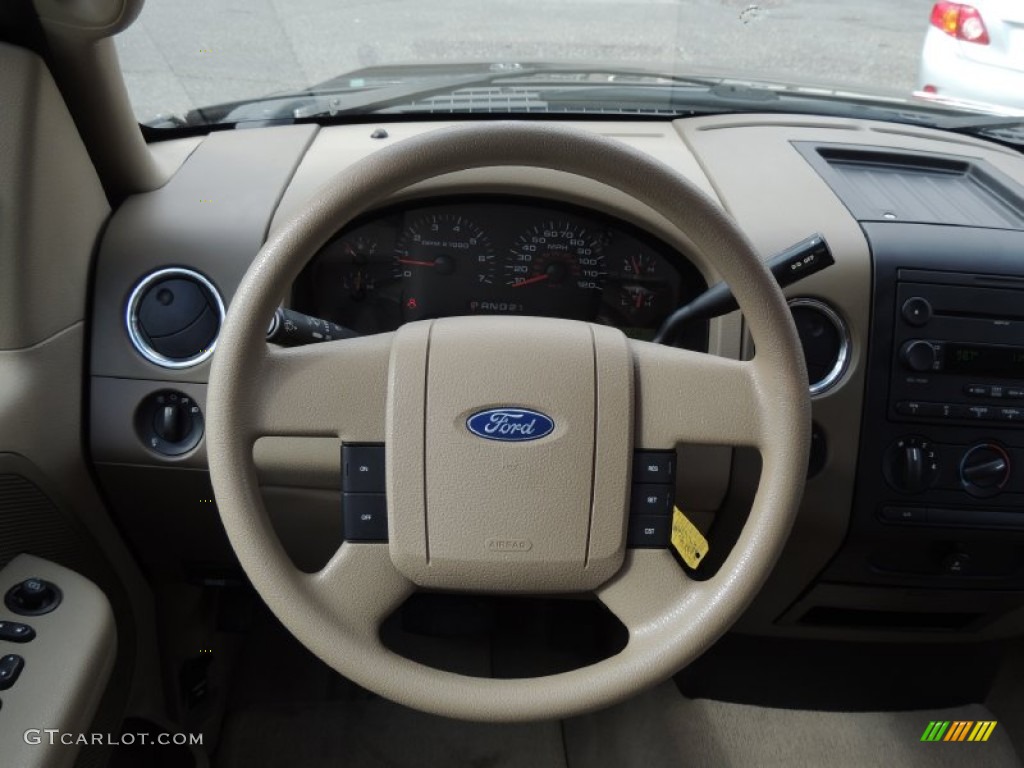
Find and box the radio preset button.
[1008,388,1024,400]
[964,385,989,397]
[998,407,1023,422]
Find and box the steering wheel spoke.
[596,549,702,638]
[249,334,394,438]
[305,543,415,636]
[631,340,764,449]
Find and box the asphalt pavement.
[115,0,936,122]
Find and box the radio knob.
[901,297,932,327]
[883,437,939,494]
[960,443,1011,498]
[900,340,939,373]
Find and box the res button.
[633,451,677,485]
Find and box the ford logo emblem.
[466,407,554,442]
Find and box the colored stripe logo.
[921,721,997,742]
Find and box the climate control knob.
[960,443,1011,498]
[883,436,939,494]
[900,340,939,373]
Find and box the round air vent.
[788,298,850,396]
[126,268,225,368]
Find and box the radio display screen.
[945,343,1024,378]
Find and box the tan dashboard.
[88,114,1024,640]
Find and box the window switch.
[0,621,34,643]
[0,654,24,690]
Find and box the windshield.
[115,0,1024,128]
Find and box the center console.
[825,223,1024,589]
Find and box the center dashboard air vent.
[126,267,225,368]
[789,298,850,396]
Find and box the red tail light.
[930,2,991,45]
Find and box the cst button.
[627,515,671,548]
[633,451,677,484]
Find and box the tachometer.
[504,221,606,291]
[393,214,495,285]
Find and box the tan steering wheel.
[206,122,810,722]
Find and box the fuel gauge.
[614,284,655,317]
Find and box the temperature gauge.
[622,251,659,280]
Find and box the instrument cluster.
[293,196,707,341]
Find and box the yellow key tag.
[670,506,709,570]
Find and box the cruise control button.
[633,451,676,484]
[342,494,388,542]
[630,484,674,516]
[0,622,34,643]
[627,515,671,548]
[342,444,385,493]
[0,654,24,690]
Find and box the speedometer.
[504,221,606,291]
